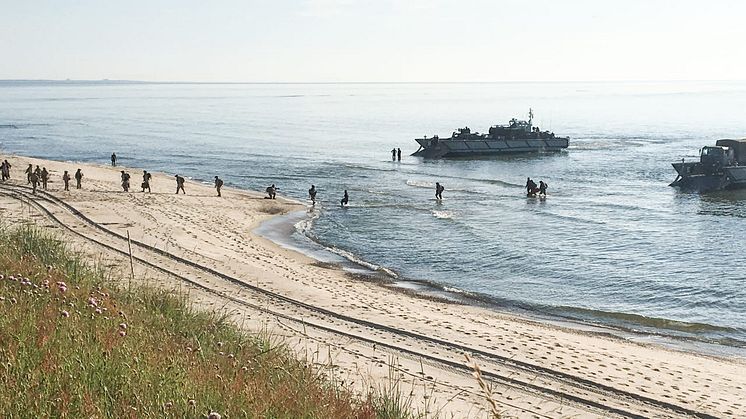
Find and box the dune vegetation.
[0,225,415,418]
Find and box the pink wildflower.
[61,310,70,318]
[208,412,221,419]
[119,330,126,337]
[88,297,98,307]
[188,399,196,407]
[119,323,127,330]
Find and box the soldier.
[214,176,223,197]
[111,152,117,166]
[308,184,317,205]
[120,171,130,192]
[435,182,444,200]
[74,169,83,189]
[397,148,402,161]
[141,171,151,193]
[265,184,277,199]
[340,190,349,207]
[539,181,548,196]
[175,175,186,194]
[34,165,41,179]
[40,167,49,190]
[30,172,39,194]
[62,170,71,191]
[391,148,396,161]
[25,164,33,184]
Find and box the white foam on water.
[432,210,454,219]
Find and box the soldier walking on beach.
[120,170,131,192]
[397,148,402,161]
[308,184,317,205]
[214,176,223,197]
[0,160,10,181]
[25,164,33,184]
[391,148,396,161]
[62,171,71,191]
[142,171,151,193]
[34,165,41,179]
[30,172,39,194]
[75,169,83,189]
[111,153,117,167]
[40,167,49,190]
[175,175,186,194]
[435,182,444,200]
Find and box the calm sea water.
[2,81,746,353]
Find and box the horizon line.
[2,78,746,85]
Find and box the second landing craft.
[670,138,746,192]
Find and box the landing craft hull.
[670,163,746,192]
[412,137,569,159]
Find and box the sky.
[1,0,745,82]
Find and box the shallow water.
[2,80,746,351]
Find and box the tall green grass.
[0,225,419,418]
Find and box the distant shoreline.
[3,79,746,85]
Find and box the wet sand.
[1,154,745,418]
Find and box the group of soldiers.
[526,177,548,197]
[391,147,402,161]
[117,170,222,196]
[15,163,84,194]
[4,155,545,208]
[1,160,11,181]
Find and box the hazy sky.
[1,0,745,82]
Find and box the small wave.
[342,163,397,173]
[324,245,399,278]
[432,210,454,219]
[406,179,434,189]
[294,211,319,236]
[554,305,735,334]
[433,174,523,188]
[0,124,18,129]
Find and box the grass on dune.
[0,224,419,418]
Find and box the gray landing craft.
[412,110,569,158]
[670,138,746,192]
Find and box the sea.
[2,80,746,357]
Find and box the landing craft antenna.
[529,108,534,124]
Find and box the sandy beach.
[1,154,744,418]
